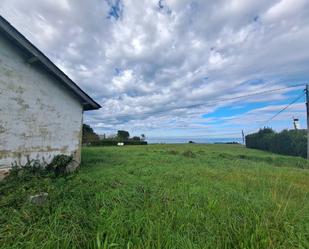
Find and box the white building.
[0,16,100,172]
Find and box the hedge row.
[91,140,148,146]
[245,128,307,158]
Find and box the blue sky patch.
[106,0,122,20]
[203,88,305,119]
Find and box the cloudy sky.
[1,0,309,142]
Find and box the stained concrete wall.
[0,34,83,169]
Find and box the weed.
[9,157,49,179]
[46,154,73,176]
[6,154,73,181]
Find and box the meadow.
[0,144,309,249]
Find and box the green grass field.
[1,144,309,249]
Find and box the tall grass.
[0,144,308,248]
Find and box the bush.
[124,141,148,146]
[8,154,73,180]
[46,155,73,176]
[246,128,306,158]
[10,157,48,179]
[91,140,147,146]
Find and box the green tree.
[132,136,141,141]
[117,130,130,141]
[82,124,99,144]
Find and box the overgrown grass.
[0,144,309,248]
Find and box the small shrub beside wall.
[8,154,74,180]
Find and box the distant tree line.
[245,128,306,158]
[82,124,147,146]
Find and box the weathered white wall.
[0,35,83,169]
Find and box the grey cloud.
[1,0,309,137]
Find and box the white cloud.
[265,0,308,21]
[1,0,309,140]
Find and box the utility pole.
[306,84,309,159]
[242,130,245,146]
[293,117,300,130]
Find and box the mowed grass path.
[1,144,309,249]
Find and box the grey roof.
[0,15,101,111]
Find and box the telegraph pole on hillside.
[242,130,245,146]
[305,84,309,159]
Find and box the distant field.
[1,144,309,249]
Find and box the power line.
[243,91,305,135]
[185,83,305,108]
[96,83,307,139]
[102,83,305,118]
[261,92,305,126]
